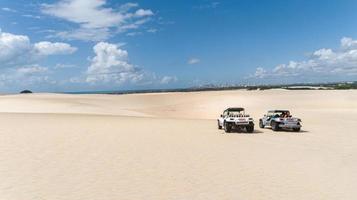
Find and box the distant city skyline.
[1,0,357,92]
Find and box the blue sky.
[1,0,357,92]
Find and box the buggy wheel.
[259,120,265,128]
[224,122,231,133]
[218,121,222,129]
[293,127,301,132]
[271,121,280,131]
[246,125,254,133]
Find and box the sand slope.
[0,90,356,199]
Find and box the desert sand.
[0,89,356,200]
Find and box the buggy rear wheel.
[271,121,280,131]
[293,127,301,132]
[218,121,222,129]
[259,119,265,128]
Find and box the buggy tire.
[259,119,265,128]
[218,121,222,129]
[246,125,254,133]
[271,121,280,131]
[293,127,301,132]
[224,122,231,133]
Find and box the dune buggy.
[218,107,255,133]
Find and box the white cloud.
[188,58,200,65]
[22,14,41,19]
[0,30,76,88]
[254,67,267,78]
[312,48,335,60]
[53,27,110,42]
[83,42,177,86]
[16,65,48,76]
[34,41,77,55]
[251,37,357,81]
[41,0,154,41]
[1,7,16,12]
[86,42,143,84]
[119,3,139,12]
[134,9,154,17]
[0,65,53,87]
[0,30,32,65]
[341,37,357,50]
[117,18,151,33]
[54,63,76,69]
[0,30,77,67]
[147,28,158,33]
[126,32,142,37]
[160,76,177,84]
[42,0,124,29]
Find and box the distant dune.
[0,90,356,200]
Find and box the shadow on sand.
[221,129,308,134]
[221,129,264,134]
[264,128,309,133]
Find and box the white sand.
[0,90,356,199]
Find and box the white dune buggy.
[259,110,302,132]
[217,107,255,133]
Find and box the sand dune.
[0,90,356,199]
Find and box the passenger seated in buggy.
[280,111,291,118]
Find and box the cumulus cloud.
[86,42,143,84]
[250,37,357,82]
[253,67,267,78]
[188,58,200,65]
[134,9,154,17]
[34,41,77,55]
[0,30,76,88]
[341,37,357,50]
[0,30,176,89]
[0,29,77,67]
[0,30,32,65]
[41,0,154,41]
[83,42,178,86]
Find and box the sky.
[1,0,357,92]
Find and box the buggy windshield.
[227,111,244,116]
[269,110,290,118]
